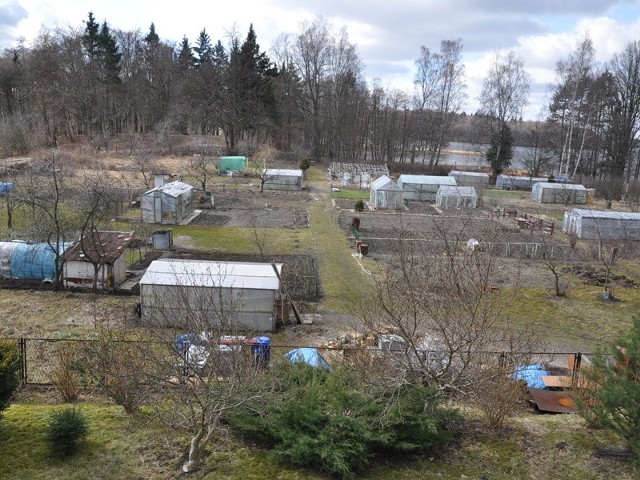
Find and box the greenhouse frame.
[496,174,549,190]
[531,182,587,204]
[448,170,489,188]
[140,181,195,225]
[397,174,457,202]
[369,175,404,209]
[436,185,478,209]
[562,208,640,240]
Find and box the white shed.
[140,181,195,224]
[261,169,303,191]
[369,175,404,210]
[531,182,587,204]
[496,174,548,190]
[63,231,135,290]
[436,185,478,209]
[563,209,640,240]
[448,170,489,189]
[139,259,283,331]
[397,175,457,202]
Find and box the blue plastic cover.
[10,242,71,280]
[284,348,331,371]
[512,363,550,389]
[0,182,13,196]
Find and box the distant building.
[63,231,135,290]
[140,181,195,224]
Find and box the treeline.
[1,15,640,183]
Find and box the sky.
[1,0,640,119]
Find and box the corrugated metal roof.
[63,231,135,263]
[262,169,303,177]
[570,208,640,220]
[371,175,401,190]
[143,181,194,198]
[139,259,283,290]
[399,175,457,185]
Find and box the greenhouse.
[218,156,247,174]
[369,175,404,210]
[496,174,548,190]
[562,208,640,240]
[397,175,457,202]
[531,182,587,204]
[140,181,195,225]
[435,185,478,209]
[448,171,489,188]
[261,169,303,191]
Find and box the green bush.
[228,363,458,478]
[44,407,89,457]
[0,340,21,420]
[354,199,365,212]
[298,158,310,172]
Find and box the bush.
[44,407,89,457]
[228,363,458,478]
[0,340,21,420]
[51,344,82,403]
[354,199,365,212]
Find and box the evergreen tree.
[99,21,121,84]
[82,11,100,61]
[144,22,159,44]
[177,36,195,70]
[193,29,213,66]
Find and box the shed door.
[154,196,162,223]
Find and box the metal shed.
[139,259,283,331]
[219,156,247,174]
[369,175,404,210]
[62,231,135,290]
[448,171,489,189]
[140,181,194,224]
[563,209,640,240]
[436,185,478,209]
[531,182,587,204]
[261,169,303,191]
[496,174,548,190]
[397,175,457,202]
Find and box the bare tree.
[480,51,530,176]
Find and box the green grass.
[482,188,525,199]
[330,189,370,200]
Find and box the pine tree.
[177,36,195,70]
[99,21,121,84]
[193,29,213,67]
[82,12,101,62]
[144,22,159,45]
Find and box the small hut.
[563,209,640,240]
[496,174,548,190]
[397,175,457,202]
[369,175,404,210]
[448,171,489,189]
[436,185,478,209]
[261,169,303,191]
[63,231,135,290]
[140,181,194,224]
[139,259,283,331]
[531,182,587,204]
[219,156,247,174]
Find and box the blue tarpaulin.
[284,348,332,371]
[10,242,71,280]
[0,182,13,196]
[512,363,550,389]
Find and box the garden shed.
[369,175,404,210]
[140,181,194,225]
[261,169,303,191]
[448,171,489,189]
[0,241,71,280]
[62,231,135,290]
[436,185,478,209]
[496,174,548,190]
[139,259,284,331]
[397,175,457,202]
[562,209,640,240]
[531,182,587,204]
[219,156,247,174]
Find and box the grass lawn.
[330,189,370,200]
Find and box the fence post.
[19,338,27,384]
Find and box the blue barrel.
[251,336,271,368]
[176,333,198,355]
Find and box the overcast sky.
[1,0,640,119]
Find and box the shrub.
[0,340,21,420]
[51,344,82,403]
[44,407,89,457]
[228,363,458,478]
[354,199,365,212]
[298,158,310,172]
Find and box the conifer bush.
[44,407,89,457]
